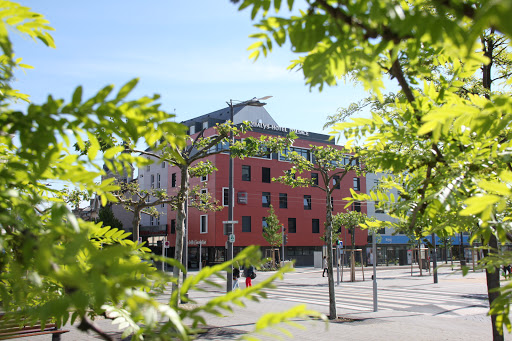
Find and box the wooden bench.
[0,314,69,340]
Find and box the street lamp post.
[226,96,271,293]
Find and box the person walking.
[322,256,328,277]
[244,265,255,287]
[232,266,240,290]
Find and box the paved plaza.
[14,264,512,340]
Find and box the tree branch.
[390,58,415,104]
[314,0,410,43]
[77,316,114,341]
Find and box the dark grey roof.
[181,105,244,126]
[180,104,333,145]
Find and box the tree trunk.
[131,207,142,243]
[350,228,355,282]
[483,233,503,341]
[350,252,356,281]
[325,192,336,319]
[480,33,502,341]
[172,167,189,299]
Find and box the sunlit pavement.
[16,264,511,340]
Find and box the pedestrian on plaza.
[322,256,328,277]
[244,265,255,287]
[368,249,374,266]
[503,264,511,279]
[232,266,240,290]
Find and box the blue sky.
[12,0,373,138]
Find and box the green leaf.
[72,86,82,107]
[115,78,139,103]
[460,195,501,216]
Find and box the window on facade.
[222,187,231,206]
[161,162,166,168]
[279,147,311,162]
[375,201,384,213]
[353,177,360,191]
[202,121,208,130]
[146,165,150,171]
[291,147,310,161]
[189,125,196,135]
[200,188,208,204]
[242,216,251,232]
[288,218,297,233]
[150,174,155,188]
[304,195,312,210]
[171,173,177,187]
[312,219,320,233]
[242,165,251,181]
[200,215,207,233]
[161,203,165,208]
[171,219,176,234]
[278,148,290,161]
[259,146,272,159]
[262,167,271,183]
[157,173,161,188]
[262,192,271,207]
[201,174,208,182]
[311,173,319,186]
[341,155,359,166]
[155,216,160,225]
[333,175,340,189]
[353,202,361,212]
[285,169,296,179]
[279,193,287,208]
[262,217,268,230]
[150,216,154,225]
[214,140,230,153]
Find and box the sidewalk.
[190,265,510,341]
[16,265,511,340]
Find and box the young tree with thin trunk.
[134,124,294,299]
[236,1,512,337]
[0,3,324,339]
[332,210,372,282]
[262,204,283,268]
[274,145,364,319]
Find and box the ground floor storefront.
[142,234,476,270]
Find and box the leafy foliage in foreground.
[0,1,324,339]
[236,0,512,337]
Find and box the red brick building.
[165,104,367,266]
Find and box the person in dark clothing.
[233,267,240,290]
[503,264,512,278]
[244,265,255,287]
[322,256,328,277]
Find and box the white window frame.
[200,188,208,204]
[201,174,208,182]
[202,121,208,129]
[171,173,177,187]
[222,187,234,207]
[353,177,360,191]
[190,125,196,135]
[200,215,208,234]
